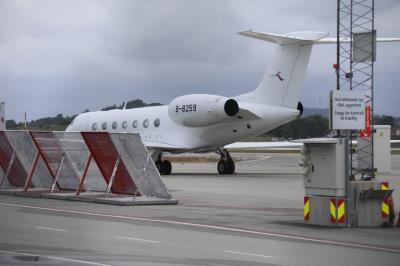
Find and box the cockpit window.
[122,121,127,129]
[143,119,149,128]
[92,123,97,131]
[154,118,160,127]
[112,121,118,130]
[102,122,107,130]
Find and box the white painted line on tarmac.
[0,250,112,266]
[224,250,273,259]
[182,203,211,206]
[35,226,67,232]
[116,236,160,244]
[1,202,399,254]
[238,156,271,164]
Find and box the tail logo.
[272,71,284,81]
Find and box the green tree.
[374,115,395,127]
[101,104,118,111]
[5,120,18,128]
[126,99,162,109]
[267,115,329,139]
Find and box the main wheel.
[161,160,172,175]
[218,160,235,174]
[226,160,235,174]
[155,160,163,174]
[217,160,226,174]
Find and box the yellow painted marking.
[382,202,389,215]
[338,202,345,220]
[304,200,310,218]
[330,201,336,221]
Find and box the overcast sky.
[1,0,399,121]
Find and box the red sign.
[360,105,371,138]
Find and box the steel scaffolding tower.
[337,0,375,181]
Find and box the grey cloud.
[0,0,399,121]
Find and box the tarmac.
[0,152,399,266]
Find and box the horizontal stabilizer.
[238,30,329,45]
[315,37,400,44]
[239,31,400,45]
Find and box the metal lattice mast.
[337,0,375,181]
[351,0,375,180]
[337,0,352,92]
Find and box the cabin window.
[143,119,149,128]
[112,121,118,130]
[122,121,127,129]
[102,122,107,130]
[132,120,138,128]
[92,123,97,131]
[154,118,160,127]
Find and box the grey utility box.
[357,125,391,174]
[296,138,346,197]
[350,181,392,227]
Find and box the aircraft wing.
[391,139,400,148]
[225,139,399,150]
[224,141,302,150]
[142,140,187,150]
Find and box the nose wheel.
[217,148,235,174]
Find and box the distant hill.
[6,98,162,131]
[101,99,162,111]
[303,108,329,118]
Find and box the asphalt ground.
[0,153,399,266]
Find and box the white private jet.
[66,30,399,175]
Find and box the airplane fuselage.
[66,104,299,153]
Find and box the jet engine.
[297,101,303,117]
[168,94,239,127]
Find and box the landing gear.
[155,153,172,175]
[217,148,235,174]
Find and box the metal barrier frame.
[0,131,28,188]
[0,131,172,200]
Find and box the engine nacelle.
[168,94,239,127]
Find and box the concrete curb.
[0,189,178,206]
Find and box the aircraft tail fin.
[237,31,400,109]
[237,31,328,108]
